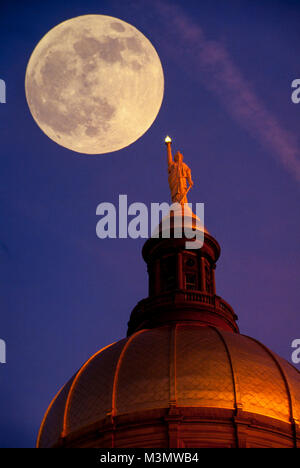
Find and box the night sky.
[0,0,299,447]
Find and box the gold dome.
[37,324,300,448]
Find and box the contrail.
[150,0,300,182]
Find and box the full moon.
[25,15,164,154]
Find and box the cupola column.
[177,252,184,289]
[200,256,206,291]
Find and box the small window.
[184,254,198,289]
[186,257,195,267]
[185,273,196,290]
[161,256,177,291]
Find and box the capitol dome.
[37,324,300,448]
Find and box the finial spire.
[164,136,194,205]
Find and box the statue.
[165,136,193,205]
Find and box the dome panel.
[222,332,291,422]
[116,328,171,414]
[66,340,126,434]
[38,374,77,449]
[176,325,235,409]
[276,356,300,422]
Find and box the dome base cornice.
[54,406,300,449]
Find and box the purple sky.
[0,0,299,447]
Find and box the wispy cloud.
[152,1,300,182]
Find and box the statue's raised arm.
[164,136,194,205]
[165,135,173,167]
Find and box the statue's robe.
[168,161,191,204]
